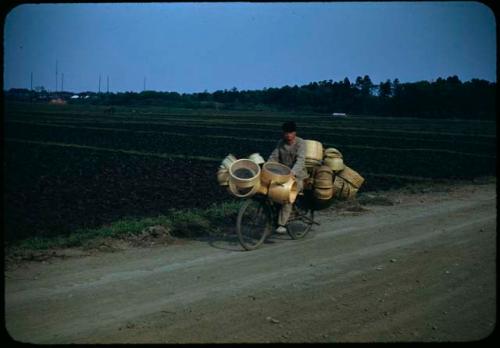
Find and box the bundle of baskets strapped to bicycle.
[215,139,365,207]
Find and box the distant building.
[71,95,79,99]
[332,112,348,117]
[49,98,67,105]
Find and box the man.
[268,121,307,234]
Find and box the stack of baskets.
[304,140,365,204]
[216,153,298,204]
[216,141,365,206]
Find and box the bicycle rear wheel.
[236,198,272,250]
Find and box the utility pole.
[107,75,109,93]
[99,75,101,93]
[30,72,33,104]
[55,60,58,92]
[61,73,64,92]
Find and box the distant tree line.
[5,75,496,119]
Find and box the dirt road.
[5,182,496,343]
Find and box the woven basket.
[314,187,334,200]
[268,177,298,204]
[248,153,265,165]
[324,148,343,159]
[261,162,292,185]
[228,179,261,198]
[340,181,351,199]
[337,165,364,188]
[347,186,359,200]
[305,158,322,168]
[314,165,333,188]
[229,159,261,189]
[304,140,323,162]
[221,154,237,169]
[216,167,229,186]
[324,157,344,172]
[332,175,346,197]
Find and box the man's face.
[283,131,296,144]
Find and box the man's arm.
[291,139,306,176]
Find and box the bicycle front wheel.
[287,193,315,240]
[236,198,272,251]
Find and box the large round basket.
[324,157,344,172]
[228,179,261,198]
[248,153,265,165]
[261,162,292,185]
[221,154,237,169]
[313,187,334,200]
[216,167,229,186]
[304,140,323,162]
[332,175,346,196]
[268,177,298,204]
[229,159,261,189]
[305,158,322,168]
[314,165,334,188]
[337,165,365,188]
[324,148,343,158]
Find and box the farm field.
[3,102,497,242]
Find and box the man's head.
[282,121,297,144]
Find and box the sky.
[3,1,497,94]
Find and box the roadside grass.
[6,200,241,253]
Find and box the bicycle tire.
[287,194,315,240]
[236,198,272,250]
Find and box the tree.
[379,79,392,98]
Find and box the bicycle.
[236,187,319,251]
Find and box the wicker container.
[304,140,323,162]
[314,187,334,200]
[324,157,345,172]
[334,177,358,200]
[216,167,229,186]
[268,177,298,204]
[337,165,365,188]
[229,159,261,189]
[305,158,322,168]
[228,179,261,198]
[332,175,345,194]
[314,165,334,188]
[339,181,351,199]
[347,187,359,200]
[256,180,269,196]
[324,148,343,159]
[221,154,237,169]
[261,162,292,185]
[248,153,265,165]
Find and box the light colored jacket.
[268,136,307,179]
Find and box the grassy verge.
[5,176,495,258]
[6,200,241,253]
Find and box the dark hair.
[282,121,296,132]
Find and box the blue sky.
[3,2,496,93]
